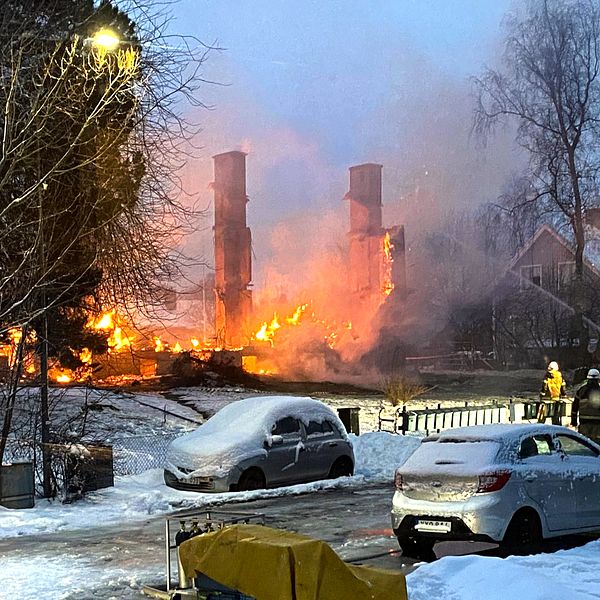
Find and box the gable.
[511,226,575,270]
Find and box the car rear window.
[401,439,501,475]
[306,420,335,437]
[556,434,599,457]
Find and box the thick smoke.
[172,10,522,381]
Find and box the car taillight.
[476,470,511,493]
[394,469,403,491]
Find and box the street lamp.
[90,28,120,51]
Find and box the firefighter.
[537,361,567,424]
[571,368,600,444]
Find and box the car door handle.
[525,474,537,482]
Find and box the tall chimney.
[346,164,384,305]
[213,151,252,348]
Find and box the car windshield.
[402,439,501,475]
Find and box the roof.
[507,225,572,270]
[508,224,600,280]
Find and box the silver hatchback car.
[391,423,600,558]
[164,396,354,492]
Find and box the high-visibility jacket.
[541,370,566,400]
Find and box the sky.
[162,1,521,295]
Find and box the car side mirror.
[264,434,283,448]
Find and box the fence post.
[400,406,408,435]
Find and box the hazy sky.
[164,1,520,288]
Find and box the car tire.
[328,456,354,479]
[396,534,436,561]
[237,468,266,491]
[500,509,542,556]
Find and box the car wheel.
[396,534,436,561]
[237,468,266,491]
[328,457,354,479]
[501,509,542,556]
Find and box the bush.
[381,375,428,407]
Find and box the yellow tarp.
[179,523,408,600]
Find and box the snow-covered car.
[164,396,354,492]
[391,423,600,558]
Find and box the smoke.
[171,5,522,380]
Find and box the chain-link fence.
[3,431,184,493]
[112,433,182,475]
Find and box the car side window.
[272,417,301,439]
[306,420,336,438]
[519,435,552,459]
[555,434,599,457]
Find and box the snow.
[406,542,600,600]
[401,438,501,475]
[435,422,575,442]
[0,431,412,540]
[2,389,600,599]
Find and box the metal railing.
[378,399,573,436]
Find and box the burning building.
[345,163,406,324]
[213,151,253,348]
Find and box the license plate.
[415,519,451,533]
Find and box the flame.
[89,311,132,352]
[382,232,395,296]
[172,342,183,353]
[190,338,200,349]
[56,373,71,383]
[79,348,92,364]
[285,304,307,325]
[254,314,281,345]
[93,312,114,330]
[154,337,164,352]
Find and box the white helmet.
[587,368,600,380]
[548,361,559,371]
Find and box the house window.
[520,264,542,289]
[558,261,575,289]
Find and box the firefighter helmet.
[548,361,559,371]
[587,368,600,380]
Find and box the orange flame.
[382,232,394,296]
[89,311,132,352]
[254,314,281,345]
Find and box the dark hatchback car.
[164,396,354,492]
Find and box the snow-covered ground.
[0,430,420,539]
[2,387,600,599]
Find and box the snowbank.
[406,540,600,600]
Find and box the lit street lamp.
[90,28,120,51]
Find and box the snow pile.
[407,540,600,600]
[351,431,421,480]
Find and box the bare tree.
[474,0,600,284]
